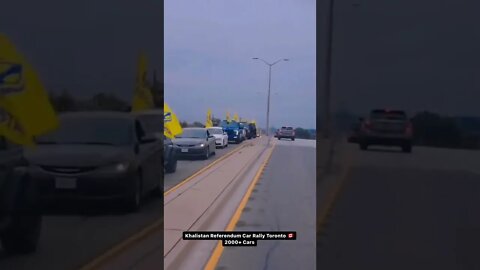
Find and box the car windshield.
[208,128,223,135]
[226,122,240,129]
[35,116,133,145]
[175,129,205,138]
[136,114,162,134]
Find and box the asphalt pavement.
[164,142,243,191]
[317,144,480,270]
[0,140,246,270]
[215,138,317,270]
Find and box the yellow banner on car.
[233,113,239,122]
[164,102,182,139]
[205,108,213,128]
[131,52,154,112]
[0,33,59,146]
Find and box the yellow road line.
[316,146,353,235]
[164,143,249,197]
[203,141,276,270]
[80,142,252,270]
[79,218,164,270]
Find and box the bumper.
[360,134,412,146]
[176,147,207,157]
[29,169,136,202]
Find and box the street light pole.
[252,57,289,137]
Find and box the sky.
[164,0,316,129]
[318,0,480,118]
[0,0,162,100]
[2,0,479,130]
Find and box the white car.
[208,127,229,148]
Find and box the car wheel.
[1,172,42,254]
[125,172,142,212]
[360,143,368,150]
[278,137,281,140]
[291,137,295,141]
[203,147,210,160]
[402,144,412,153]
[165,156,177,173]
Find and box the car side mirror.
[140,135,156,144]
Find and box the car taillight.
[406,122,413,135]
[362,120,372,130]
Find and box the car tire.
[1,172,42,255]
[125,172,142,212]
[402,144,412,153]
[203,147,210,160]
[360,143,368,150]
[165,156,177,173]
[278,137,281,140]
[291,138,295,141]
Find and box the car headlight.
[234,130,239,134]
[199,143,205,147]
[114,162,130,172]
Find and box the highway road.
[317,143,480,270]
[0,140,246,270]
[165,141,244,191]
[213,138,316,270]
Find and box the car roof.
[59,111,135,120]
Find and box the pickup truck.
[0,137,42,254]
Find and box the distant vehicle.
[132,110,177,173]
[357,109,413,152]
[208,127,229,148]
[0,137,41,254]
[25,112,163,212]
[221,121,244,143]
[173,128,216,159]
[277,126,296,141]
[248,123,257,138]
[239,122,249,140]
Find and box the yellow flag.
[205,108,213,128]
[164,102,182,139]
[131,52,154,112]
[233,113,239,122]
[226,111,231,122]
[0,34,59,146]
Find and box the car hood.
[24,145,133,167]
[172,138,206,146]
[212,134,224,139]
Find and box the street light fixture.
[252,57,289,137]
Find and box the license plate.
[55,177,77,189]
[181,148,189,153]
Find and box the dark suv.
[248,123,257,138]
[0,137,41,254]
[277,126,295,140]
[358,109,413,152]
